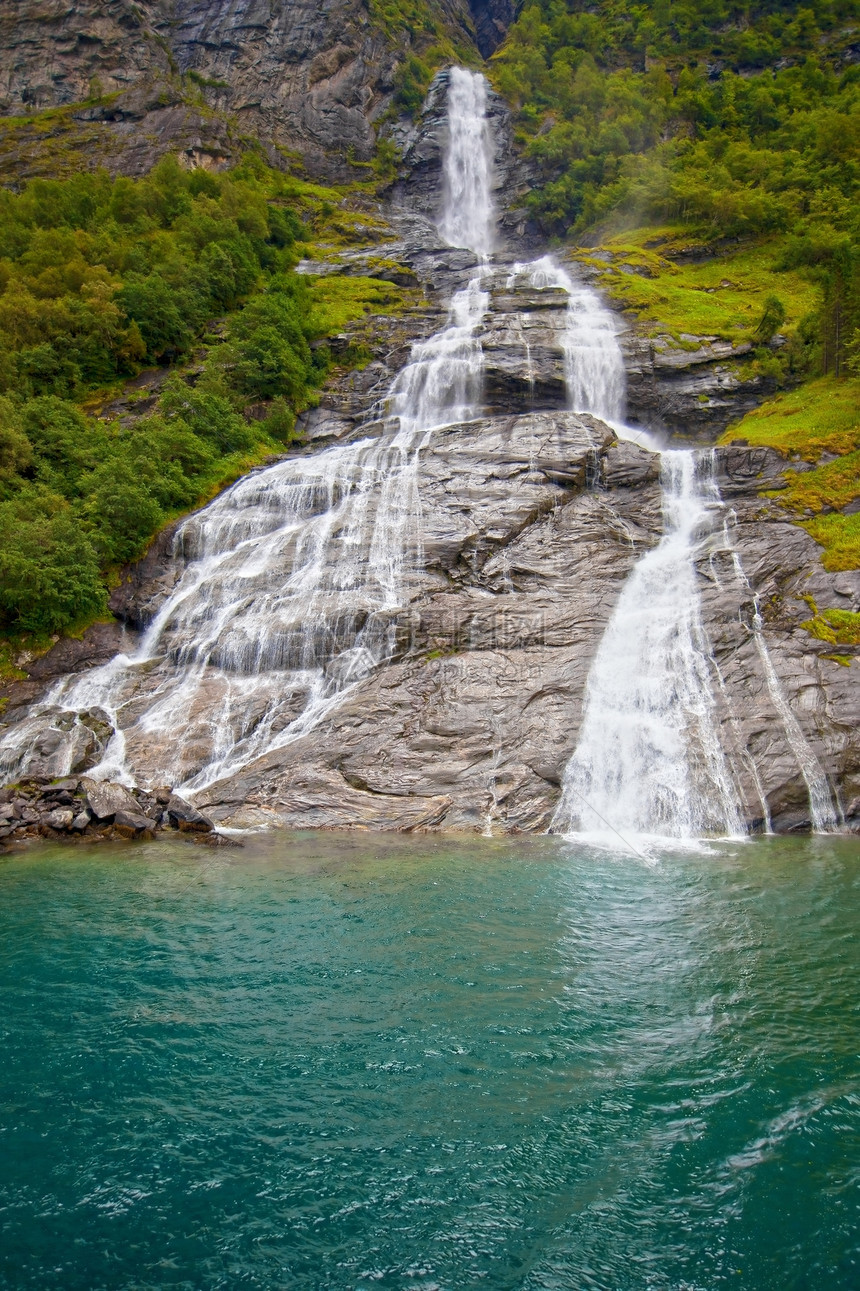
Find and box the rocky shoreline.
[0,776,234,848]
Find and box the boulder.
[43,790,76,807]
[112,810,158,838]
[42,807,74,831]
[166,794,214,833]
[80,778,141,821]
[70,812,91,832]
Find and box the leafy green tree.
[160,377,257,454]
[226,289,315,403]
[0,399,33,491]
[0,494,106,633]
[84,461,163,564]
[260,396,298,443]
[117,273,192,361]
[755,295,787,342]
[0,158,338,635]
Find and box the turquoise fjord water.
[0,834,857,1291]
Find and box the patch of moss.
[0,641,29,685]
[721,376,860,569]
[186,69,230,91]
[800,607,860,646]
[307,274,416,335]
[0,106,116,182]
[573,229,820,346]
[802,512,860,572]
[771,450,860,516]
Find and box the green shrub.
[160,378,257,454]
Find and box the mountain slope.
[0,0,488,180]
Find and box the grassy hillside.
[494,0,859,367]
[720,376,860,571]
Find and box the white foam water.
[551,451,745,844]
[507,256,625,421]
[0,67,837,837]
[0,69,496,793]
[728,552,839,831]
[439,67,496,258]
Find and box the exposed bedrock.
[180,438,858,836]
[621,330,781,441]
[468,0,521,57]
[0,1,478,178]
[2,247,857,835]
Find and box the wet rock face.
[191,415,665,834]
[704,452,860,833]
[468,0,520,57]
[621,330,779,441]
[186,433,858,836]
[0,1,475,178]
[0,218,856,837]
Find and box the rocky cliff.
[0,0,497,178]
[3,210,857,834]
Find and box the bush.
[160,378,257,454]
[117,274,192,361]
[0,400,33,489]
[226,290,315,403]
[0,160,354,637]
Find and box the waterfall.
[508,257,625,421]
[551,452,745,843]
[438,68,495,258]
[0,67,837,837]
[0,69,496,793]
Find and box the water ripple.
[0,832,857,1290]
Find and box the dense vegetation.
[494,0,860,375]
[0,159,407,638]
[369,0,478,113]
[1,0,857,648]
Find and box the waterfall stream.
[0,68,838,837]
[0,68,497,794]
[551,452,746,843]
[507,256,625,421]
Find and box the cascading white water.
[0,69,496,793]
[551,451,745,843]
[728,553,839,831]
[439,67,496,258]
[508,257,625,421]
